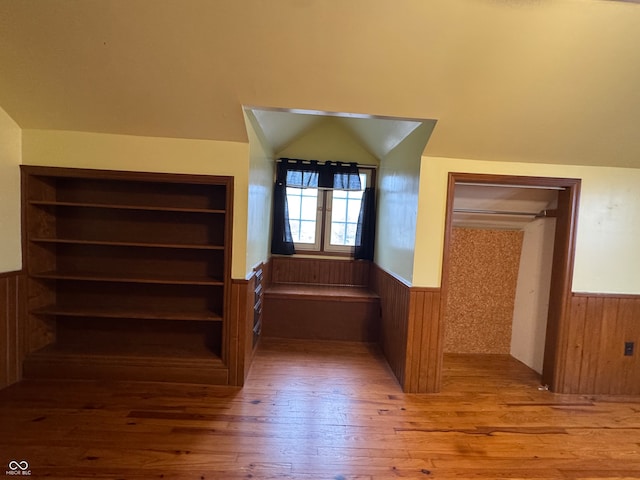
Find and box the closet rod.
[453,208,550,217]
[455,182,565,191]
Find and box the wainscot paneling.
[228,274,258,386]
[560,293,640,395]
[369,264,442,393]
[407,287,443,393]
[270,256,369,286]
[0,270,26,389]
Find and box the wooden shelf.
[30,237,225,250]
[32,304,223,322]
[21,166,233,385]
[29,341,223,362]
[24,343,229,384]
[32,270,225,286]
[30,200,225,215]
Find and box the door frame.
[439,172,581,392]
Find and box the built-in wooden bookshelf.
[20,166,234,384]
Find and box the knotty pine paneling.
[270,256,369,286]
[369,264,442,393]
[561,293,640,395]
[0,270,26,389]
[444,228,523,354]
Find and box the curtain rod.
[276,158,378,169]
[455,182,565,191]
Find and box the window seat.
[265,284,379,302]
[262,258,380,342]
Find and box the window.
[286,169,373,254]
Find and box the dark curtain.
[354,187,376,261]
[270,162,295,255]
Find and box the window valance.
[278,158,361,191]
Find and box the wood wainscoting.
[0,270,26,389]
[369,264,442,393]
[270,256,370,286]
[228,263,267,386]
[560,292,640,395]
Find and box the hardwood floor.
[0,339,639,479]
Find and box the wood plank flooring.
[0,338,639,479]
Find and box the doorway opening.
[439,173,581,392]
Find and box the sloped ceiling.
[1,0,640,168]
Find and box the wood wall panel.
[562,293,640,395]
[369,265,442,393]
[228,263,266,386]
[228,279,251,386]
[0,271,26,390]
[369,265,410,388]
[407,288,442,393]
[270,256,369,286]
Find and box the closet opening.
[439,173,581,392]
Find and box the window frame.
[286,168,375,256]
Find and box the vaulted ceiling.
[1,0,639,168]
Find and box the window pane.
[287,194,301,220]
[331,222,346,245]
[345,223,358,246]
[329,187,364,246]
[299,220,316,243]
[333,189,348,199]
[287,187,318,245]
[289,219,300,241]
[332,198,347,222]
[300,195,318,221]
[346,197,362,223]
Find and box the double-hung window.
[286,168,374,254]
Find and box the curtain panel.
[270,162,296,255]
[354,187,376,261]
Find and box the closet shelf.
[29,200,225,215]
[30,237,225,250]
[31,270,225,286]
[32,305,223,322]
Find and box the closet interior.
[443,182,560,382]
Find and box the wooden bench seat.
[262,257,381,342]
[265,284,379,302]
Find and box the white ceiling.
[1,1,640,168]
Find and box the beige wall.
[277,117,378,165]
[22,129,250,279]
[244,112,275,277]
[0,106,22,273]
[511,218,556,373]
[415,156,640,295]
